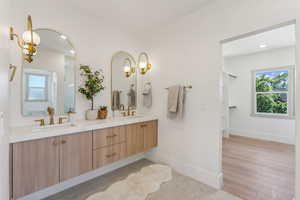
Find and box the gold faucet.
[47,107,55,125]
[127,105,133,116]
[58,117,68,124]
[35,119,45,126]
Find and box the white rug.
[86,164,173,200]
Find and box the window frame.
[251,66,295,119]
[25,73,49,102]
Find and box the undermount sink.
[32,123,77,132]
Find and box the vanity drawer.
[93,128,112,149]
[93,146,112,169]
[111,142,127,162]
[93,142,126,169]
[93,126,126,149]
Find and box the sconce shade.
[138,52,152,75]
[124,66,131,73]
[22,31,40,45]
[139,61,147,69]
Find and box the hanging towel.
[112,90,120,111]
[167,85,185,119]
[167,85,180,112]
[127,85,136,107]
[142,82,152,108]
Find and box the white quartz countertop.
[9,115,158,143]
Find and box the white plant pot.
[86,109,98,120]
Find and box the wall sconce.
[138,52,152,75]
[123,58,136,78]
[10,15,40,63]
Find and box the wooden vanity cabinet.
[143,120,158,151]
[12,120,158,199]
[12,137,60,199]
[59,132,93,181]
[12,131,92,199]
[126,120,158,157]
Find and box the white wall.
[224,47,296,144]
[9,0,143,127]
[0,0,11,199]
[142,0,300,197]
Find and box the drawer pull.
[61,140,67,144]
[106,152,117,158]
[140,124,148,128]
[106,134,117,138]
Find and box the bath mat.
[86,164,172,200]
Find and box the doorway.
[221,23,296,200]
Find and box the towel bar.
[165,85,192,90]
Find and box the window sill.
[250,113,295,120]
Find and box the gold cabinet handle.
[61,140,67,144]
[111,152,117,157]
[106,134,117,138]
[53,140,59,146]
[106,152,117,158]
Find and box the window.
[26,74,48,101]
[252,66,294,118]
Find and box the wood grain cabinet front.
[59,132,93,181]
[12,131,93,199]
[12,137,60,199]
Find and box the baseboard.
[17,153,145,200]
[229,128,295,144]
[145,151,223,189]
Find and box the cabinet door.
[126,123,138,156]
[12,137,60,199]
[136,123,145,153]
[144,120,158,151]
[60,132,93,181]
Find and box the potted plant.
[98,106,108,119]
[78,65,104,120]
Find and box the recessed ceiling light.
[259,44,267,48]
[60,35,67,40]
[70,50,75,54]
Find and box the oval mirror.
[21,29,76,116]
[111,51,137,112]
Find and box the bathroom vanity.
[10,116,158,199]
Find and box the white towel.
[167,85,180,112]
[142,83,152,108]
[167,85,185,119]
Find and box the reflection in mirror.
[111,51,137,111]
[22,29,76,116]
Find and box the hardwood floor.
[223,135,295,200]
